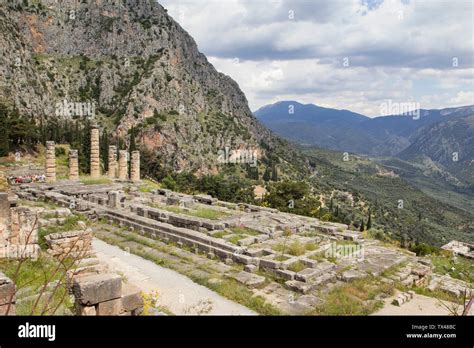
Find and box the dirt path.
[92,238,257,316]
[373,292,472,315]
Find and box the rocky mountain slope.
[398,114,474,188]
[0,0,304,175]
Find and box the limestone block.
[72,273,122,305]
[231,271,265,288]
[76,304,97,316]
[0,272,15,305]
[96,297,122,315]
[244,264,257,273]
[285,280,312,294]
[340,269,368,282]
[121,283,143,312]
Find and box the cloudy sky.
[159,0,474,116]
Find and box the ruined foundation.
[108,145,117,179]
[69,149,79,181]
[45,141,56,184]
[130,151,140,182]
[118,150,128,181]
[90,125,100,179]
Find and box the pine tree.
[253,166,259,180]
[101,128,109,172]
[263,167,271,181]
[80,119,91,174]
[271,165,278,181]
[359,219,365,232]
[128,127,137,176]
[0,103,10,156]
[367,208,372,230]
[329,197,333,212]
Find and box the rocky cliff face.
[0,0,302,174]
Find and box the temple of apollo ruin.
[44,128,140,183]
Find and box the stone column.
[108,145,117,179]
[90,125,100,179]
[45,141,56,184]
[118,150,128,181]
[130,151,140,182]
[69,150,79,181]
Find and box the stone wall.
[0,207,40,259]
[45,230,93,260]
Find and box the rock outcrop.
[0,0,304,175]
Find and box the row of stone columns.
[44,128,141,183]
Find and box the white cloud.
[160,0,474,115]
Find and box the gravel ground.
[373,291,472,315]
[92,238,257,315]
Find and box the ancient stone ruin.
[69,149,79,181]
[130,151,140,182]
[72,272,143,316]
[45,229,93,260]
[90,125,101,179]
[108,145,117,179]
[0,192,40,260]
[45,141,56,184]
[442,240,474,259]
[118,150,128,181]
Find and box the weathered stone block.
[96,297,122,315]
[232,253,253,265]
[0,272,15,305]
[72,273,122,305]
[121,283,143,312]
[231,271,265,288]
[76,304,97,316]
[285,280,312,294]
